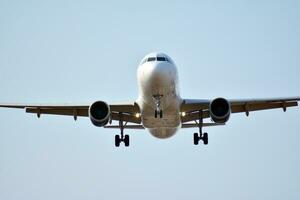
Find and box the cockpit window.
[141,55,174,65]
[147,57,156,62]
[157,57,166,61]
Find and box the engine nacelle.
[209,97,231,123]
[89,101,110,127]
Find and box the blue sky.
[0,1,299,199]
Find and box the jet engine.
[209,98,231,123]
[89,101,110,127]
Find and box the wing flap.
[231,101,298,114]
[25,107,141,123]
[230,97,300,105]
[182,123,225,128]
[104,125,145,129]
[26,108,88,117]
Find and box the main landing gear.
[193,132,208,145]
[193,110,208,145]
[153,94,163,118]
[115,114,130,147]
[115,134,129,147]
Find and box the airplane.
[0,52,299,147]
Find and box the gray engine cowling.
[209,98,231,123]
[89,101,110,127]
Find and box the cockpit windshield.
[157,57,166,61]
[147,57,156,62]
[141,56,173,65]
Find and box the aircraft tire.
[193,133,199,145]
[124,135,130,147]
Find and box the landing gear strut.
[193,110,208,145]
[115,113,130,147]
[153,94,163,118]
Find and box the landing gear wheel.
[124,135,130,147]
[155,110,158,118]
[115,135,121,147]
[203,133,208,145]
[193,133,199,145]
[159,111,163,118]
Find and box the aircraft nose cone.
[137,61,178,96]
[148,62,174,81]
[151,62,174,77]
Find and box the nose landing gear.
[154,110,163,118]
[153,94,163,118]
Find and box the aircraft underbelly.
[139,91,181,139]
[141,103,181,139]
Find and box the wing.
[0,102,141,124]
[181,97,300,123]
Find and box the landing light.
[181,112,186,117]
[135,113,141,118]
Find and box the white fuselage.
[136,53,182,138]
